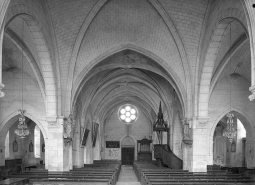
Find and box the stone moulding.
[182,139,193,147]
[64,138,72,146]
[46,116,58,127]
[197,121,207,129]
[47,120,58,126]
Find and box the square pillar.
[191,117,209,172]
[246,138,255,168]
[46,116,64,171]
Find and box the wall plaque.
[106,141,120,148]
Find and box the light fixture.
[223,112,236,143]
[14,19,29,139]
[223,22,237,143]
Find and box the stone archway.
[0,111,48,166]
[120,136,136,165]
[4,5,57,116]
[209,108,255,168]
[198,8,248,118]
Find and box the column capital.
[195,117,210,129]
[249,85,255,101]
[45,116,58,127]
[0,83,4,98]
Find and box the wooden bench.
[141,171,253,185]
[5,173,116,185]
[134,161,254,185]
[3,162,121,185]
[0,178,28,185]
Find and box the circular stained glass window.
[119,104,138,124]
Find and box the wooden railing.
[154,144,182,169]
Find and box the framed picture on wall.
[106,141,120,148]
[81,128,90,147]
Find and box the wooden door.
[121,147,134,165]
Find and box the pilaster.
[191,117,209,172]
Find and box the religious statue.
[178,111,192,146]
[42,143,45,152]
[181,118,191,140]
[29,140,34,152]
[63,114,75,139]
[231,140,236,152]
[13,138,18,152]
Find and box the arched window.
[5,131,9,158]
[34,126,40,158]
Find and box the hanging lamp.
[14,19,29,139]
[222,22,237,143]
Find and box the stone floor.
[116,165,141,185]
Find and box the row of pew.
[133,161,254,185]
[2,160,121,185]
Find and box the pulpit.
[153,102,169,167]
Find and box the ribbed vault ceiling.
[74,50,181,125]
[1,0,251,121]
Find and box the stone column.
[246,138,255,169]
[191,117,209,172]
[182,143,192,171]
[0,22,5,98]
[46,116,64,171]
[0,145,5,166]
[246,0,255,101]
[85,131,93,164]
[73,125,83,168]
[63,140,73,171]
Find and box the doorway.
[121,147,134,165]
[121,136,135,165]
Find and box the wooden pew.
[3,161,121,185]
[134,161,254,185]
[0,178,28,185]
[141,171,254,185]
[5,172,116,185]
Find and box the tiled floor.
[116,165,141,185]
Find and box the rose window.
[119,104,138,124]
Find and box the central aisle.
[116,165,141,185]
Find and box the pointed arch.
[198,8,248,118]
[208,107,255,162]
[4,4,57,116]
